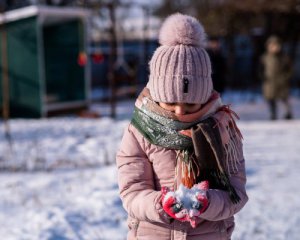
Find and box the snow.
[175,184,206,211]
[0,166,127,240]
[0,118,128,170]
[1,92,300,240]
[233,120,300,240]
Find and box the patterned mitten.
[188,181,210,228]
[161,187,188,222]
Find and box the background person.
[260,35,293,120]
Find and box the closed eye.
[186,103,197,107]
[164,103,176,106]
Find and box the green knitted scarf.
[131,106,194,150]
[131,89,242,204]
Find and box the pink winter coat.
[116,123,248,240]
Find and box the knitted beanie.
[147,13,213,104]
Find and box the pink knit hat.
[147,13,213,104]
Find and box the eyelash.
[186,104,196,107]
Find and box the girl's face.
[159,102,202,115]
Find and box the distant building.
[0,5,91,118]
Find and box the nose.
[174,105,186,115]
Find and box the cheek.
[163,106,175,112]
[164,106,176,112]
[159,103,174,112]
[187,105,201,113]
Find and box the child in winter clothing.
[116,13,248,240]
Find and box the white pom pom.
[159,13,207,47]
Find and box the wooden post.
[0,11,13,150]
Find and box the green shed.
[0,6,90,118]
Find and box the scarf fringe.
[179,150,197,189]
[178,149,241,203]
[214,105,243,175]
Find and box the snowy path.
[1,119,300,240]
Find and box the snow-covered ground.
[0,92,300,240]
[0,118,128,171]
[234,120,300,240]
[0,166,127,240]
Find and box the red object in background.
[91,53,104,64]
[77,52,87,66]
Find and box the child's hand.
[193,180,209,214]
[161,181,209,227]
[161,187,189,222]
[188,181,209,228]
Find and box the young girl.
[117,13,248,240]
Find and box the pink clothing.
[147,13,213,105]
[116,124,248,240]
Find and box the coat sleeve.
[199,157,248,221]
[116,124,170,223]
